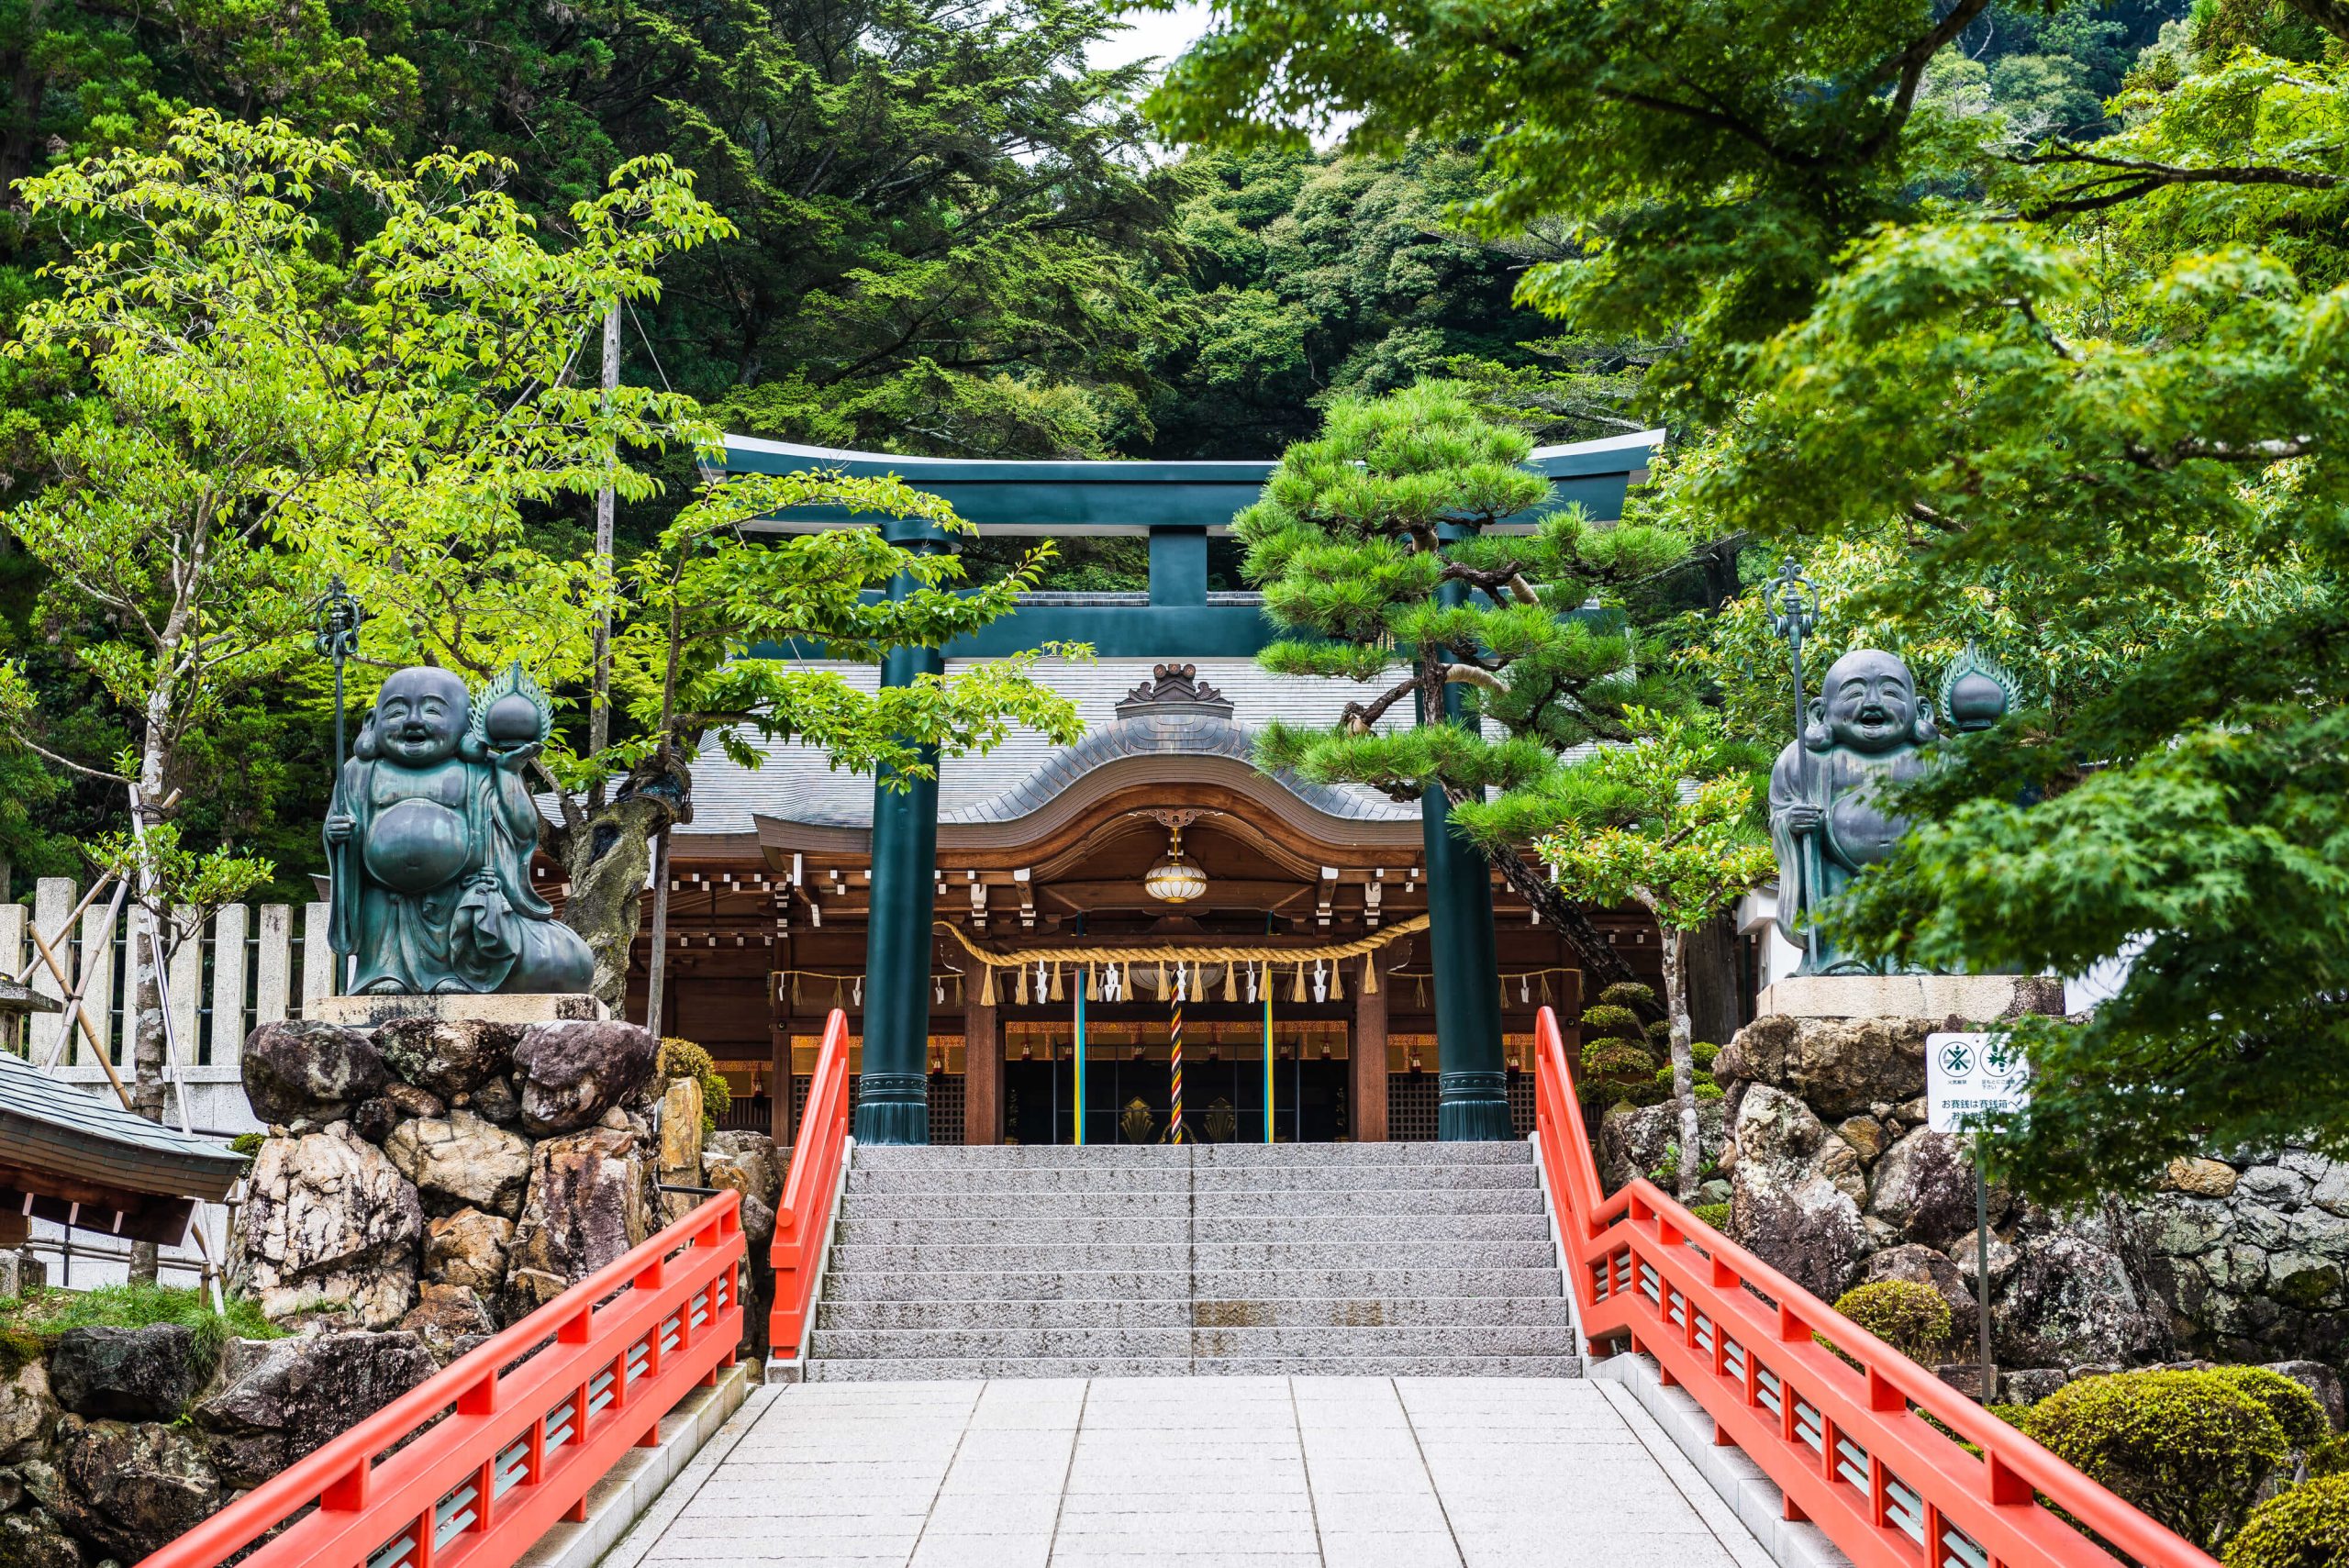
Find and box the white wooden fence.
[0,879,333,1077]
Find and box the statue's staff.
[1770,558,1822,971]
[313,578,365,962]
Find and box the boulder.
[191,1330,436,1490]
[1992,1228,2162,1368]
[2002,1367,2073,1407]
[25,1418,219,1562]
[0,1362,59,1463]
[384,1110,532,1218]
[349,1096,401,1145]
[2162,1158,2239,1198]
[46,1324,217,1422]
[657,1077,705,1223]
[505,1127,653,1315]
[229,1123,423,1328]
[382,1081,446,1121]
[376,1018,520,1103]
[513,1021,660,1136]
[1835,1115,1887,1165]
[1859,1243,1982,1345]
[468,1074,522,1126]
[239,1020,388,1131]
[2264,1360,2345,1432]
[1727,1084,1867,1300]
[1944,1228,2021,1294]
[0,1508,83,1568]
[399,1284,498,1364]
[1865,1128,1979,1251]
[704,1132,780,1214]
[1715,1014,1932,1120]
[424,1207,515,1295]
[1597,1098,1728,1195]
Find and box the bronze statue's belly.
[1828,793,1906,866]
[364,799,469,893]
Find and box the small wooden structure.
[0,1051,244,1246]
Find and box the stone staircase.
[804,1141,1582,1379]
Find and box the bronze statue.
[1768,649,1938,975]
[325,663,594,995]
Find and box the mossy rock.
[1690,1202,1730,1229]
[2223,1473,2349,1568]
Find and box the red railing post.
[135,1189,746,1568]
[769,1009,853,1357]
[1526,1006,2222,1568]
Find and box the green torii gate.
[726,429,1664,1144]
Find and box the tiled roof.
[681,656,1434,837]
[0,1051,246,1201]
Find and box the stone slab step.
[804,1354,1582,1380]
[817,1295,1575,1329]
[828,1241,1561,1271]
[838,1186,1548,1218]
[829,1215,1553,1245]
[818,1267,1566,1302]
[844,1164,1537,1195]
[808,1326,1579,1359]
[850,1142,1532,1168]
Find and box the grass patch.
[0,1284,284,1376]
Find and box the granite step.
[807,1325,1579,1360]
[817,1295,1575,1329]
[829,1214,1552,1245]
[849,1142,1534,1168]
[837,1186,1548,1218]
[827,1241,1561,1272]
[817,1266,1566,1303]
[804,1354,1583,1381]
[843,1164,1538,1194]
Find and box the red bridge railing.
[1532,1006,2217,1568]
[771,1006,852,1356]
[139,1188,746,1568]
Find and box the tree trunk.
[127,724,171,1286]
[1659,920,1701,1202]
[1485,840,1656,1016]
[551,759,690,1013]
[1683,909,1745,1046]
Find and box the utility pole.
[589,300,620,811]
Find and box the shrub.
[1598,982,1656,1012]
[1830,1280,1953,1362]
[2311,1434,2349,1480]
[2223,1473,2349,1568]
[1690,1202,1730,1229]
[1691,1040,1721,1068]
[1581,1039,1658,1087]
[1578,1004,1643,1041]
[2208,1366,2332,1451]
[2023,1370,2290,1549]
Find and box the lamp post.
[1768,558,1822,972]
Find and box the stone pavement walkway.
[606,1377,1776,1568]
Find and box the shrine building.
[622,432,1755,1148]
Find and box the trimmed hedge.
[2024,1370,2290,1550]
[1829,1280,1952,1362]
[2207,1366,2332,1451]
[2222,1473,2349,1568]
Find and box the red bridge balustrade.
[1532,1006,2220,1568]
[772,1006,853,1356]
[138,1188,746,1568]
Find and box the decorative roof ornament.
[1115,662,1233,721]
[1937,643,2021,734]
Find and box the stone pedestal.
[308,994,610,1029]
[1753,973,2063,1023]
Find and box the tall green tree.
[1465,707,1774,1196]
[0,114,726,1280]
[1237,380,1694,997]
